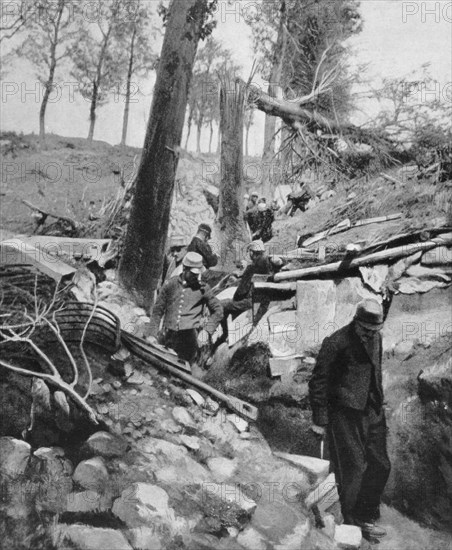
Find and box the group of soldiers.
[149,223,281,363]
[148,217,390,542]
[243,191,277,243]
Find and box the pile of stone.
[0,356,363,550]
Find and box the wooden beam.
[274,233,452,282]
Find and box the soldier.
[149,252,223,364]
[187,223,218,269]
[309,300,390,540]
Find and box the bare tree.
[70,0,125,143]
[119,0,216,308]
[0,0,33,43]
[114,0,159,147]
[14,0,80,142]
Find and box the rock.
[207,457,238,481]
[0,437,31,478]
[155,455,211,485]
[203,483,256,514]
[179,434,201,450]
[393,340,415,361]
[172,406,196,428]
[251,498,308,548]
[321,513,336,539]
[139,437,188,460]
[34,446,73,478]
[273,517,310,550]
[269,356,302,378]
[274,452,329,484]
[305,473,339,512]
[295,280,336,352]
[73,457,109,491]
[59,525,133,550]
[334,524,362,549]
[227,414,249,433]
[237,527,268,550]
[204,397,220,414]
[84,431,128,459]
[66,490,113,513]
[127,372,144,385]
[160,418,182,433]
[127,527,162,550]
[186,389,205,407]
[112,483,173,527]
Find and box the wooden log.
[274,233,452,282]
[353,212,403,227]
[253,281,297,292]
[380,173,404,186]
[22,199,80,230]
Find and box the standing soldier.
[187,223,218,269]
[149,252,223,364]
[309,300,390,540]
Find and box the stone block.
[269,356,302,377]
[334,524,362,549]
[66,490,112,513]
[73,457,109,491]
[59,525,132,550]
[305,473,339,513]
[237,527,268,550]
[127,527,162,550]
[172,406,196,428]
[295,280,336,353]
[274,452,329,484]
[112,483,172,528]
[84,431,128,459]
[203,482,256,514]
[207,457,238,481]
[0,437,31,478]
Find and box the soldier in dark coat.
[187,223,218,269]
[309,300,390,540]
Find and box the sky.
[1,0,451,155]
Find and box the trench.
[209,286,452,537]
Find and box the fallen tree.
[274,233,452,282]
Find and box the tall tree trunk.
[119,0,209,308]
[216,78,248,270]
[208,120,213,153]
[39,61,56,143]
[121,27,136,147]
[39,0,65,143]
[185,121,192,150]
[87,81,98,142]
[196,118,203,153]
[261,0,287,198]
[216,123,221,154]
[245,123,250,157]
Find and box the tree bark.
[119,0,209,308]
[196,117,203,153]
[261,0,286,198]
[87,81,98,142]
[121,26,136,147]
[216,78,248,270]
[208,120,213,153]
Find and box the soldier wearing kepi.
[309,299,390,540]
[149,252,223,364]
[187,223,218,269]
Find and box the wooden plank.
[274,233,452,282]
[0,238,76,281]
